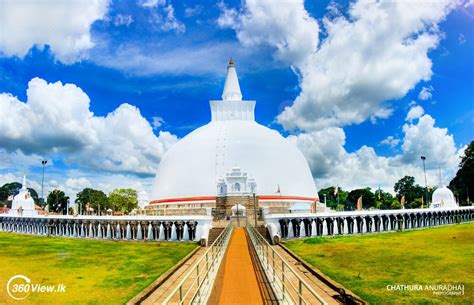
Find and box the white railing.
[0,215,212,242]
[246,225,327,305]
[264,206,474,240]
[163,224,233,304]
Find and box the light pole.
[421,156,428,207]
[41,160,47,206]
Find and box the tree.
[374,189,394,210]
[449,141,474,206]
[47,189,69,214]
[0,182,40,208]
[75,188,109,214]
[108,188,138,213]
[394,176,424,208]
[318,186,350,211]
[348,188,376,210]
[337,190,350,211]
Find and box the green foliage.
[390,199,401,209]
[108,188,138,213]
[318,186,350,211]
[75,188,109,214]
[319,186,399,211]
[449,141,474,206]
[374,189,394,210]
[47,189,69,214]
[394,176,425,208]
[348,188,375,210]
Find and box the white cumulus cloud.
[158,4,185,33]
[0,0,109,63]
[289,112,463,192]
[278,0,454,130]
[217,1,239,29]
[138,0,165,8]
[139,0,185,33]
[223,0,455,130]
[223,0,319,66]
[400,114,459,167]
[380,136,400,148]
[0,78,178,176]
[406,105,425,122]
[418,86,434,100]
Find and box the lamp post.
[41,160,47,206]
[421,156,428,207]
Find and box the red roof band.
[149,195,319,205]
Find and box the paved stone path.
[216,228,264,304]
[272,245,341,305]
[140,247,206,304]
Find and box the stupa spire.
[209,58,255,121]
[222,57,242,101]
[21,175,26,190]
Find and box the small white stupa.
[9,175,37,217]
[431,170,458,209]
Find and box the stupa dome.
[9,175,37,216]
[432,186,457,208]
[150,60,318,207]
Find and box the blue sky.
[0,0,473,199]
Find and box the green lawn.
[0,232,197,304]
[285,223,474,305]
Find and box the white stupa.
[150,59,319,211]
[431,171,458,209]
[9,175,37,216]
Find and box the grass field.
[0,232,197,304]
[285,223,474,304]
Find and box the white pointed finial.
[22,175,26,190]
[222,57,242,101]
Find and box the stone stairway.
[208,227,225,245]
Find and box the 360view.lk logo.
[6,275,66,300]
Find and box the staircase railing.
[163,224,233,304]
[246,224,327,305]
